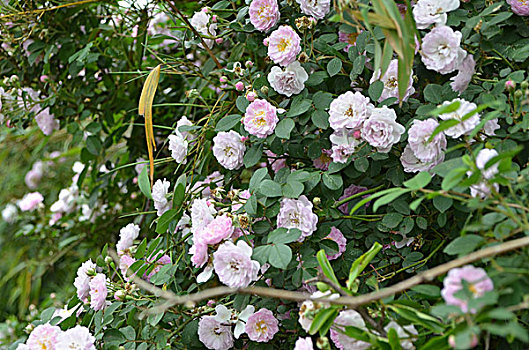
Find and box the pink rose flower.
[198,316,234,350]
[361,106,405,153]
[267,25,301,66]
[74,259,96,302]
[313,149,332,171]
[438,98,480,139]
[266,150,287,172]
[55,326,96,350]
[213,241,260,288]
[243,99,279,138]
[420,26,466,75]
[441,265,494,313]
[450,55,475,94]
[245,308,279,342]
[329,91,374,131]
[330,310,371,350]
[119,254,137,281]
[144,251,172,281]
[212,131,246,170]
[294,337,314,350]
[407,118,447,163]
[190,242,209,268]
[197,215,234,245]
[26,323,62,350]
[18,192,44,212]
[370,59,415,103]
[277,195,318,241]
[249,0,280,32]
[507,0,529,16]
[296,0,330,19]
[324,227,347,260]
[89,273,108,311]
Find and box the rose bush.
[2,0,529,349]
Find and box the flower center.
[344,106,356,118]
[229,260,240,271]
[223,146,234,157]
[277,38,290,52]
[289,211,300,225]
[385,77,398,89]
[253,111,267,127]
[468,283,479,296]
[255,320,268,334]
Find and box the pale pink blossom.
[329,91,374,131]
[313,149,332,170]
[168,131,188,164]
[266,150,288,172]
[35,108,59,135]
[325,227,347,260]
[384,321,418,350]
[268,61,308,97]
[401,144,445,173]
[213,241,260,288]
[407,118,447,163]
[361,106,405,152]
[243,99,279,138]
[152,178,172,216]
[338,184,369,214]
[25,161,44,189]
[18,192,43,212]
[507,0,529,16]
[116,223,140,254]
[249,0,280,31]
[74,259,96,302]
[245,308,279,342]
[469,148,500,198]
[441,265,494,313]
[55,326,96,350]
[144,251,171,281]
[26,323,61,350]
[191,198,216,233]
[329,128,360,163]
[420,26,467,74]
[277,195,318,241]
[267,25,301,67]
[196,215,234,245]
[296,0,330,19]
[212,131,246,170]
[89,273,108,311]
[198,316,234,350]
[330,310,371,350]
[450,55,475,93]
[413,0,460,29]
[190,242,209,268]
[294,337,314,350]
[438,99,480,138]
[370,60,415,103]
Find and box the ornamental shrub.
[2,0,529,349]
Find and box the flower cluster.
[17,324,95,350]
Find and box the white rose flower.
[212,131,246,170]
[168,131,188,164]
[413,0,460,29]
[152,179,172,216]
[370,59,415,103]
[420,26,467,75]
[438,98,480,138]
[361,106,405,153]
[296,0,331,19]
[268,61,308,97]
[328,91,374,131]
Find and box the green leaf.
[373,188,411,212]
[443,235,484,255]
[427,100,461,116]
[236,96,249,113]
[249,167,270,191]
[259,179,283,197]
[347,242,382,290]
[309,307,339,335]
[86,135,102,155]
[441,167,467,191]
[423,84,443,104]
[368,80,384,101]
[410,285,441,297]
[287,99,312,117]
[354,157,369,172]
[138,166,152,199]
[173,183,185,207]
[312,110,330,129]
[283,180,304,198]
[243,143,263,168]
[156,209,178,234]
[387,327,402,350]
[433,196,453,213]
[252,245,272,265]
[305,70,328,86]
[317,249,342,291]
[275,118,295,139]
[267,228,301,244]
[268,244,292,269]
[403,171,432,190]
[215,114,241,131]
[327,57,343,77]
[382,213,403,228]
[322,173,343,190]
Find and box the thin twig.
[109,235,529,313]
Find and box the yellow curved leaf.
[138,65,161,187]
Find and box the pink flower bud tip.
[247,91,257,102]
[220,76,228,83]
[263,38,269,46]
[245,60,253,68]
[40,75,49,82]
[505,80,515,90]
[215,38,224,44]
[212,15,217,22]
[235,82,244,91]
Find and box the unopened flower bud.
[316,336,330,350]
[246,91,257,102]
[40,75,49,83]
[515,90,523,99]
[215,38,224,45]
[235,82,244,91]
[185,89,200,99]
[211,15,217,22]
[86,268,96,277]
[201,7,210,13]
[505,80,515,91]
[245,60,253,68]
[263,38,269,46]
[521,81,528,90]
[114,290,126,301]
[220,76,228,83]
[260,86,269,94]
[104,256,113,264]
[207,300,216,307]
[313,197,321,206]
[298,52,309,63]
